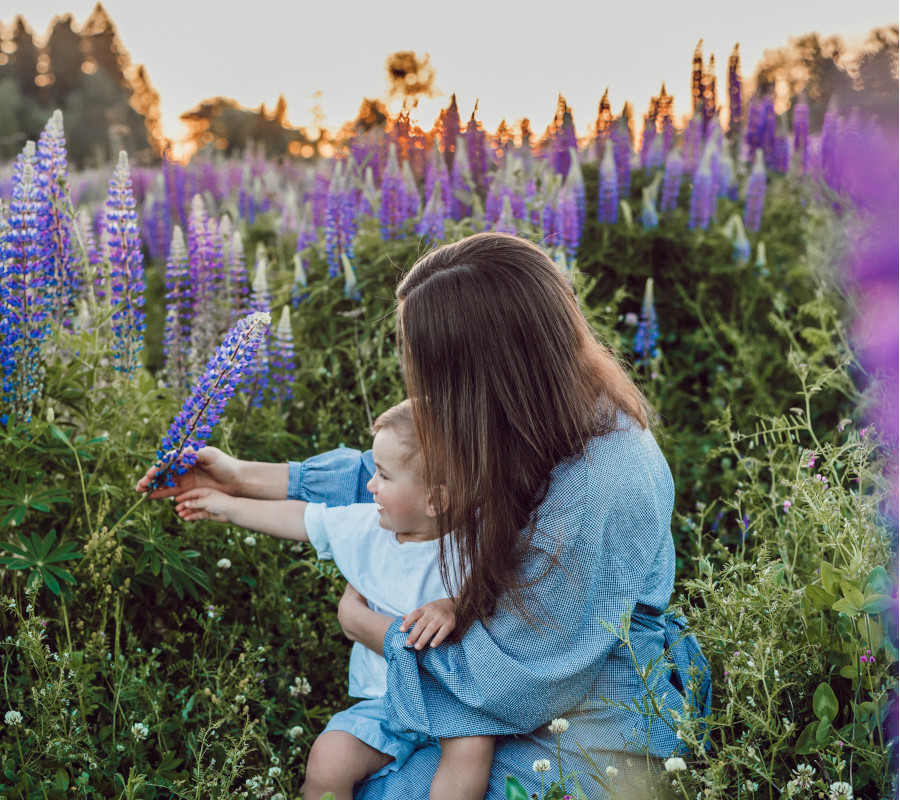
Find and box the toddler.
[174,400,495,800]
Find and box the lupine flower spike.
[151,312,271,489]
[270,306,296,407]
[744,149,767,234]
[598,144,619,224]
[104,151,146,377]
[0,141,54,424]
[162,226,191,390]
[634,278,659,366]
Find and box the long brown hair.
[396,232,652,637]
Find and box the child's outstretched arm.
[174,488,310,542]
[399,598,456,650]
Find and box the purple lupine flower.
[793,100,810,173]
[104,151,146,377]
[402,160,421,220]
[597,144,619,224]
[270,305,296,408]
[611,118,632,198]
[634,278,659,365]
[689,152,715,231]
[0,142,54,424]
[358,167,377,218]
[758,97,777,169]
[640,188,659,230]
[744,149,767,233]
[640,119,657,170]
[566,149,586,236]
[450,136,474,219]
[440,94,461,170]
[660,149,683,213]
[744,97,763,153]
[728,44,742,136]
[541,186,560,248]
[36,110,78,329]
[556,185,579,261]
[416,179,448,245]
[185,196,224,373]
[310,170,330,228]
[379,144,407,240]
[151,311,270,488]
[162,226,191,390]
[553,102,578,177]
[773,135,790,174]
[141,192,170,262]
[325,162,359,285]
[425,140,452,214]
[682,113,704,175]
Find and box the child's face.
[366,428,436,541]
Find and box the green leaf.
[54,768,69,791]
[820,560,839,594]
[41,568,61,596]
[795,721,819,754]
[815,717,832,743]
[505,776,529,800]
[813,683,839,722]
[832,598,859,617]
[48,424,69,444]
[865,566,891,595]
[805,585,834,610]
[840,664,860,680]
[840,581,865,609]
[861,594,893,614]
[319,794,336,800]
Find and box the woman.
[140,233,707,798]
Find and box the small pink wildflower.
[783,500,792,512]
[807,453,816,468]
[814,474,829,489]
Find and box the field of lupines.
[0,55,897,800]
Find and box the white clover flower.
[290,677,311,697]
[243,535,257,547]
[828,782,853,800]
[664,757,687,772]
[271,795,284,800]
[131,721,149,741]
[792,764,815,789]
[288,725,304,741]
[217,558,232,569]
[267,766,282,778]
[745,780,758,792]
[235,694,246,704]
[532,759,551,772]
[4,710,23,725]
[548,717,569,734]
[605,765,618,778]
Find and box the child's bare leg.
[430,736,496,800]
[302,730,394,800]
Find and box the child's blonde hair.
[371,400,422,475]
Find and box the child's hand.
[174,487,233,522]
[400,598,456,650]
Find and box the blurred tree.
[3,17,40,99]
[385,51,437,103]
[45,14,84,108]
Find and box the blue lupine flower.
[36,110,78,328]
[634,278,659,365]
[689,152,715,231]
[162,226,191,390]
[597,144,619,224]
[660,149,683,213]
[416,179,448,245]
[744,149,767,234]
[556,185,579,261]
[270,305,296,407]
[566,148,586,236]
[152,311,270,488]
[0,142,54,424]
[379,144,407,240]
[104,151,146,377]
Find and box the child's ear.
[426,484,448,518]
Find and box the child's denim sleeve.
[287,448,376,505]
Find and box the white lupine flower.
[131,722,149,741]
[548,717,569,734]
[288,725,304,741]
[4,710,23,725]
[664,757,687,772]
[532,759,551,772]
[217,558,232,569]
[605,765,619,778]
[828,782,853,800]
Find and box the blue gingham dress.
[288,418,689,798]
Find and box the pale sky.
[15,0,900,144]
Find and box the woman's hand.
[136,446,242,500]
[174,487,234,523]
[400,597,456,650]
[338,583,393,656]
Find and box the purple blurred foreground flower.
[152,311,270,489]
[744,149,767,234]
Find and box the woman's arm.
[338,583,393,655]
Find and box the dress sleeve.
[286,448,375,504]
[382,428,675,738]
